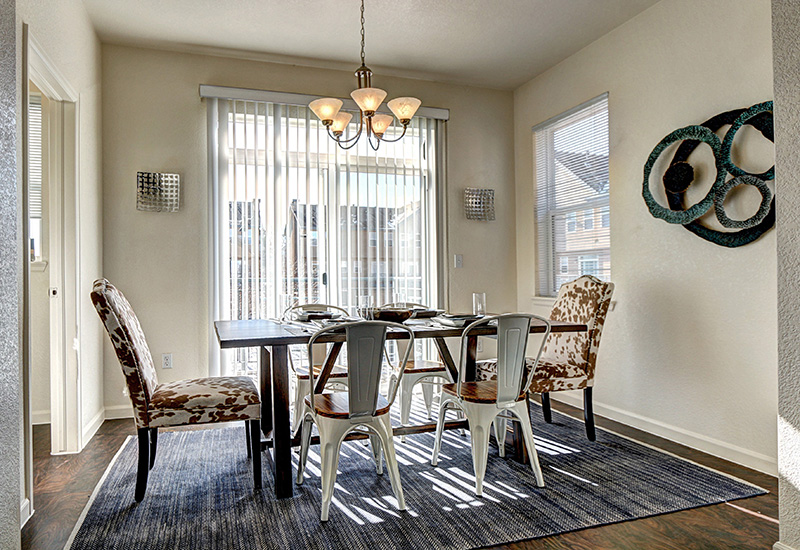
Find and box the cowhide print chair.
[91,278,262,501]
[476,275,614,441]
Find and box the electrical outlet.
[454,254,463,268]
[162,353,173,369]
[477,339,483,353]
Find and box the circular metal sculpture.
[642,101,774,247]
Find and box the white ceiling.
[81,0,660,90]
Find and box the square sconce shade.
[464,188,495,221]
[136,172,180,212]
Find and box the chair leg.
[296,413,313,485]
[541,392,552,423]
[421,379,434,420]
[245,421,252,459]
[149,428,158,470]
[493,416,506,458]
[462,402,494,497]
[373,414,406,511]
[431,397,456,466]
[400,376,414,442]
[318,418,349,522]
[584,387,596,441]
[135,428,150,502]
[369,434,384,475]
[292,378,309,436]
[250,419,262,490]
[512,401,545,487]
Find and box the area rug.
[66,403,765,550]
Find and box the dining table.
[214,315,588,498]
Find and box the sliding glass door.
[210,99,442,376]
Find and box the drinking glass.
[393,290,407,308]
[472,292,486,316]
[358,295,374,320]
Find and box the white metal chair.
[283,304,350,435]
[431,313,551,497]
[296,320,414,521]
[381,302,452,430]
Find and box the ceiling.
[81,0,660,90]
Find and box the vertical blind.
[207,97,444,377]
[29,94,43,220]
[535,94,610,297]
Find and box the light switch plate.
[454,254,463,268]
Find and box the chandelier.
[308,0,421,150]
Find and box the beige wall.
[514,0,777,473]
[17,0,105,440]
[101,44,515,415]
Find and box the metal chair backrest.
[283,304,350,367]
[458,314,551,406]
[308,321,414,422]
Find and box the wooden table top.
[215,318,587,349]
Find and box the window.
[29,93,43,261]
[534,94,610,296]
[208,96,445,376]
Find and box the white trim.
[531,92,609,132]
[27,35,78,102]
[81,407,105,444]
[31,409,50,425]
[103,404,134,420]
[199,84,450,121]
[774,542,798,550]
[552,392,777,475]
[65,435,133,550]
[20,498,32,528]
[30,260,47,272]
[530,296,556,309]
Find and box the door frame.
[21,26,82,527]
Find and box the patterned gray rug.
[66,403,765,550]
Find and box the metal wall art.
[642,101,774,247]
[136,171,181,213]
[464,188,495,221]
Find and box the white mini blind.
[29,94,43,220]
[535,94,610,297]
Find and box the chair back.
[308,321,413,422]
[90,278,158,428]
[541,275,615,381]
[459,314,551,406]
[283,304,349,368]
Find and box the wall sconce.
[464,188,495,221]
[136,172,180,212]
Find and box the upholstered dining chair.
[431,314,551,497]
[91,278,262,502]
[296,320,414,521]
[380,301,452,433]
[282,303,350,434]
[476,275,615,441]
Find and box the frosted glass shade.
[309,98,343,122]
[350,87,387,114]
[370,114,394,136]
[387,97,421,122]
[330,112,353,134]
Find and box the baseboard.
[552,392,778,476]
[103,404,133,420]
[31,409,50,425]
[20,498,32,528]
[774,542,798,550]
[81,407,105,446]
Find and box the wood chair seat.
[305,392,392,418]
[296,366,348,380]
[404,359,448,374]
[442,381,526,404]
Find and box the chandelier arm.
[367,129,382,151]
[375,124,409,143]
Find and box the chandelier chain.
[360,0,366,66]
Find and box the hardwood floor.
[21,399,778,550]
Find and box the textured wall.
[101,45,515,416]
[514,0,777,473]
[773,0,800,546]
[0,0,21,546]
